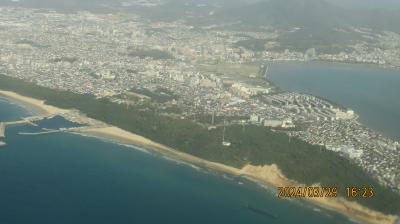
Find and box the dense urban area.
[0,6,399,195]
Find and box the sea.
[0,97,356,223]
[268,62,400,141]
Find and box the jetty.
[4,115,53,127]
[0,123,5,147]
[0,114,57,140]
[17,126,99,136]
[0,122,5,138]
[1,112,105,140]
[18,129,62,136]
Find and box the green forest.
[1,74,399,215]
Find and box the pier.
[18,129,62,136]
[17,126,100,136]
[3,115,54,127]
[0,122,6,147]
[0,122,5,138]
[0,114,57,140]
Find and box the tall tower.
[222,120,231,147]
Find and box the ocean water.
[269,62,400,141]
[0,98,356,224]
[0,97,33,121]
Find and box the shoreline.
[263,59,400,72]
[0,90,68,115]
[265,62,400,142]
[76,126,398,224]
[1,90,398,224]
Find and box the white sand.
[0,90,68,115]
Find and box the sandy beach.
[78,126,398,224]
[0,90,68,115]
[1,90,398,224]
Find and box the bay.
[269,62,400,141]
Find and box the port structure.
[0,122,5,138]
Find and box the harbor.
[0,111,107,147]
[0,114,56,143]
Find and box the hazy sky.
[1,0,399,11]
[322,0,400,9]
[245,0,400,10]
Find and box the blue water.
[269,62,400,141]
[0,97,33,121]
[0,98,356,224]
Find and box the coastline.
[77,126,398,224]
[267,59,400,72]
[266,61,400,142]
[1,90,398,224]
[0,90,68,115]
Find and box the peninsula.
[0,87,398,224]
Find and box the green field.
[197,62,261,81]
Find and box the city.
[0,5,399,196]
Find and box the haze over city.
[0,1,399,224]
